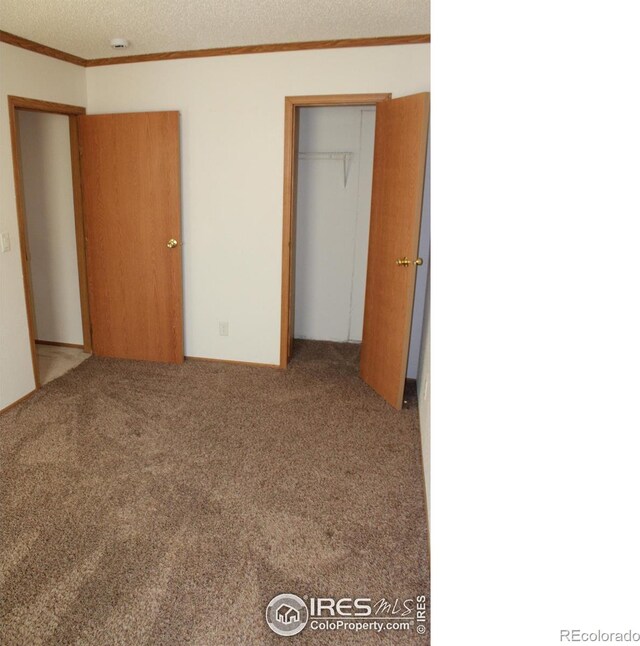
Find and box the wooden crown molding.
[0,30,86,66]
[85,34,430,66]
[1,30,430,68]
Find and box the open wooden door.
[79,111,183,363]
[360,93,430,408]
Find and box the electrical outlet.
[219,321,229,336]
[1,232,10,253]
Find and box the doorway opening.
[280,93,389,370]
[8,96,92,389]
[294,104,376,346]
[280,93,430,409]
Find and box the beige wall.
[0,44,86,410]
[18,110,83,346]
[86,44,430,365]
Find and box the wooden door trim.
[68,116,92,352]
[279,93,391,369]
[8,95,86,115]
[7,95,90,390]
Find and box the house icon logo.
[276,604,300,625]
[266,594,308,636]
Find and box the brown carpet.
[1,341,429,644]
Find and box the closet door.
[360,93,430,408]
[79,111,184,363]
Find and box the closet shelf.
[298,151,353,187]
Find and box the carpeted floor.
[0,341,429,644]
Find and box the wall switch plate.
[1,232,10,253]
[219,321,229,336]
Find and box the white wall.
[294,106,375,342]
[417,141,431,524]
[85,44,430,365]
[0,44,86,410]
[1,42,428,409]
[351,110,377,342]
[407,131,431,378]
[17,111,83,345]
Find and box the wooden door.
[360,93,430,408]
[79,111,183,363]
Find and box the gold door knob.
[396,257,423,266]
[167,239,178,248]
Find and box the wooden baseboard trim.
[185,355,279,369]
[1,30,429,68]
[35,340,84,349]
[0,389,36,415]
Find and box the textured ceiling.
[0,0,429,59]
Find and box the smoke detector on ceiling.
[110,38,130,50]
